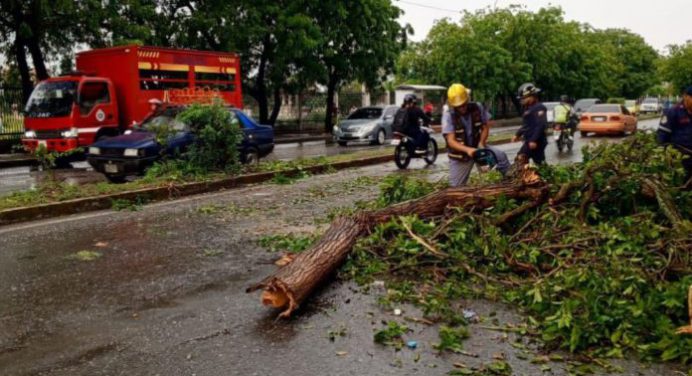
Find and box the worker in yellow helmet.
[442,84,509,187]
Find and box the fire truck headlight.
[88,147,101,155]
[61,128,79,138]
[124,148,140,157]
[24,130,37,139]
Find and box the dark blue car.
[87,106,274,182]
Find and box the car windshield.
[575,100,597,110]
[348,108,382,120]
[141,115,188,132]
[643,98,658,104]
[24,81,77,118]
[587,104,620,113]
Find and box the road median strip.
[0,135,515,226]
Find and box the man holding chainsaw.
[442,83,510,187]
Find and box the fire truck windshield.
[24,81,77,118]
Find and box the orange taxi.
[578,104,638,137]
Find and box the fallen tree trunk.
[247,170,548,318]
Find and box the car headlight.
[124,148,140,157]
[333,125,339,133]
[24,130,36,139]
[61,127,79,138]
[89,147,101,155]
[358,124,376,134]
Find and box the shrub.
[176,103,243,173]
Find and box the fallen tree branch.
[247,170,548,318]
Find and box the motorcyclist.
[554,95,575,140]
[442,83,510,187]
[394,93,431,153]
[511,83,548,165]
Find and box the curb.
[0,156,36,168]
[0,154,392,226]
[0,137,515,227]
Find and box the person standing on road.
[394,94,431,153]
[658,85,692,185]
[512,83,548,165]
[442,83,510,187]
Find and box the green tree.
[589,29,659,98]
[397,18,529,112]
[313,0,407,132]
[0,0,102,101]
[660,42,692,95]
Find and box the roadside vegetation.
[334,133,691,369]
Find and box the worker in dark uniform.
[512,83,548,165]
[658,85,692,184]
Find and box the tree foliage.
[397,5,660,114]
[1,0,404,130]
[344,133,692,366]
[312,0,407,132]
[659,42,692,95]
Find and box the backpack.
[392,107,408,134]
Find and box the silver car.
[334,105,398,146]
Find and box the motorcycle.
[554,114,578,152]
[391,127,438,169]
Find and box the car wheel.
[243,148,260,165]
[106,174,126,184]
[375,129,386,145]
[338,141,348,147]
[580,131,587,137]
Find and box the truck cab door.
[76,79,119,144]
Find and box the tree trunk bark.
[324,69,338,134]
[13,37,33,104]
[247,172,548,318]
[268,87,281,126]
[254,34,272,124]
[26,35,49,80]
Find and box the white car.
[639,98,661,114]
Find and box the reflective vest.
[554,103,570,123]
[448,102,484,161]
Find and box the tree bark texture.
[13,37,33,103]
[247,172,548,318]
[324,69,337,134]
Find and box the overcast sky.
[396,0,690,53]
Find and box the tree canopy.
[0,0,405,129]
[397,6,660,114]
[659,42,692,95]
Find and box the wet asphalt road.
[0,119,685,375]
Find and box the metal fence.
[243,90,384,133]
[0,86,24,151]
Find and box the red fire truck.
[21,45,242,153]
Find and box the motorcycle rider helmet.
[517,83,541,99]
[403,93,418,105]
